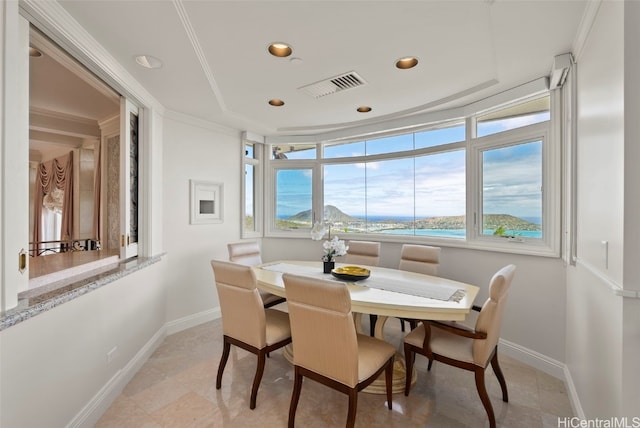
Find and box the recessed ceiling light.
[135,55,163,69]
[357,106,372,113]
[29,47,42,58]
[268,42,292,58]
[269,99,285,107]
[395,56,419,69]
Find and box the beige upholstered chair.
[399,244,440,276]
[227,241,285,308]
[343,240,380,266]
[343,241,381,336]
[398,244,442,331]
[283,273,395,428]
[403,264,516,428]
[211,260,292,409]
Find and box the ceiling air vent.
[299,71,366,99]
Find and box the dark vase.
[323,261,335,274]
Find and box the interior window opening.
[27,26,136,291]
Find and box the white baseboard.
[499,337,566,379]
[165,307,221,335]
[68,327,167,428]
[67,308,222,427]
[563,365,586,419]
[499,338,583,418]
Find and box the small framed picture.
[190,180,223,224]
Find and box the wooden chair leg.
[404,343,413,396]
[400,319,405,332]
[250,350,267,409]
[346,389,358,428]
[216,338,231,389]
[288,368,303,428]
[385,358,393,409]
[427,358,433,371]
[369,314,377,336]
[474,367,496,428]
[490,351,509,402]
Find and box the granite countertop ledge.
[1,255,163,331]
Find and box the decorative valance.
[32,152,74,250]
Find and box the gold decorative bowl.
[331,266,371,281]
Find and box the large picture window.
[263,93,558,256]
[321,150,466,238]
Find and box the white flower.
[322,236,348,262]
[310,221,328,241]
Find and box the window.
[242,140,262,237]
[274,168,313,230]
[480,140,542,239]
[264,93,558,256]
[322,145,466,238]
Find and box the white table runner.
[261,263,465,302]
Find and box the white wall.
[162,114,243,327]
[0,261,167,427]
[566,0,636,418]
[621,0,640,417]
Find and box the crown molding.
[163,108,239,137]
[20,0,165,115]
[30,106,96,125]
[30,107,100,138]
[172,0,226,111]
[572,0,602,63]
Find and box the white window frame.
[467,122,559,256]
[265,161,320,238]
[242,140,264,238]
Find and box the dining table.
[253,260,480,394]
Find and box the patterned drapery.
[32,152,74,253]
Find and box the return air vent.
[299,71,367,98]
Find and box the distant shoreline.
[279,207,542,238]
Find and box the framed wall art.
[190,180,223,224]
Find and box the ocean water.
[380,229,542,239]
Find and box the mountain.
[287,205,360,223]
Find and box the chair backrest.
[211,259,267,348]
[282,273,359,387]
[227,241,262,266]
[344,241,380,266]
[398,244,441,276]
[473,264,516,366]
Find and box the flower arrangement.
[310,221,349,262]
[322,236,348,262]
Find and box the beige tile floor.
[97,314,573,427]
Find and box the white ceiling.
[44,0,587,137]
